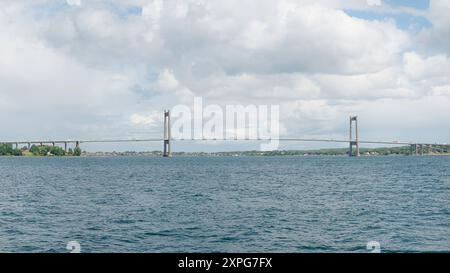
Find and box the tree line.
[0,144,81,156]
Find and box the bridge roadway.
[0,138,447,146]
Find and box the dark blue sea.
[0,156,449,253]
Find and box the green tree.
[12,149,22,156]
[73,147,82,156]
[0,144,22,156]
[30,145,65,156]
[30,145,40,155]
[49,146,65,156]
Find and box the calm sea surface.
[0,156,449,253]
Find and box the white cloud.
[66,0,81,6]
[0,0,449,148]
[418,0,450,54]
[403,52,450,80]
[130,112,159,126]
[142,0,163,23]
[36,0,410,76]
[431,85,450,97]
[366,0,382,7]
[155,69,180,92]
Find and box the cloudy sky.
[1,0,449,152]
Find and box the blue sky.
[346,9,431,31]
[386,0,429,10]
[345,0,431,32]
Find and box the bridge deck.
[0,138,447,146]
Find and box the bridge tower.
[349,116,360,157]
[410,144,419,156]
[163,110,171,157]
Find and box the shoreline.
[2,153,449,158]
[2,146,449,158]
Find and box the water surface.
[0,156,449,252]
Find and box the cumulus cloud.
[403,52,450,80]
[0,0,449,149]
[67,0,81,6]
[38,0,409,76]
[366,0,382,7]
[418,0,450,54]
[155,69,180,92]
[130,112,160,126]
[431,85,450,97]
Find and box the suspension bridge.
[0,111,448,157]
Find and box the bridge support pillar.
[163,110,171,157]
[64,142,68,153]
[410,144,419,156]
[349,116,360,157]
[75,141,80,149]
[28,143,31,150]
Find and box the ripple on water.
[0,156,449,252]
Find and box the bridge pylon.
[410,144,419,156]
[349,116,360,157]
[163,110,171,157]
